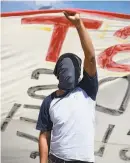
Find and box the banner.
[1,9,130,163]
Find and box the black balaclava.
[53,53,82,91]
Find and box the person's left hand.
[63,11,81,26]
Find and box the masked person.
[36,11,98,163]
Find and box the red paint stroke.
[97,44,130,72]
[1,8,130,20]
[22,16,102,62]
[114,26,130,39]
[46,25,69,62]
[22,16,102,29]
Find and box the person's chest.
[49,88,95,126]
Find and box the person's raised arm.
[39,131,51,163]
[64,11,96,77]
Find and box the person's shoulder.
[41,92,54,108]
[78,70,98,101]
[44,94,52,102]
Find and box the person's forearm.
[39,132,50,163]
[76,19,95,59]
[63,11,96,76]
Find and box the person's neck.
[56,89,66,96]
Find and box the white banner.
[1,9,130,163]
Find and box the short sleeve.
[36,96,53,132]
[78,70,98,101]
